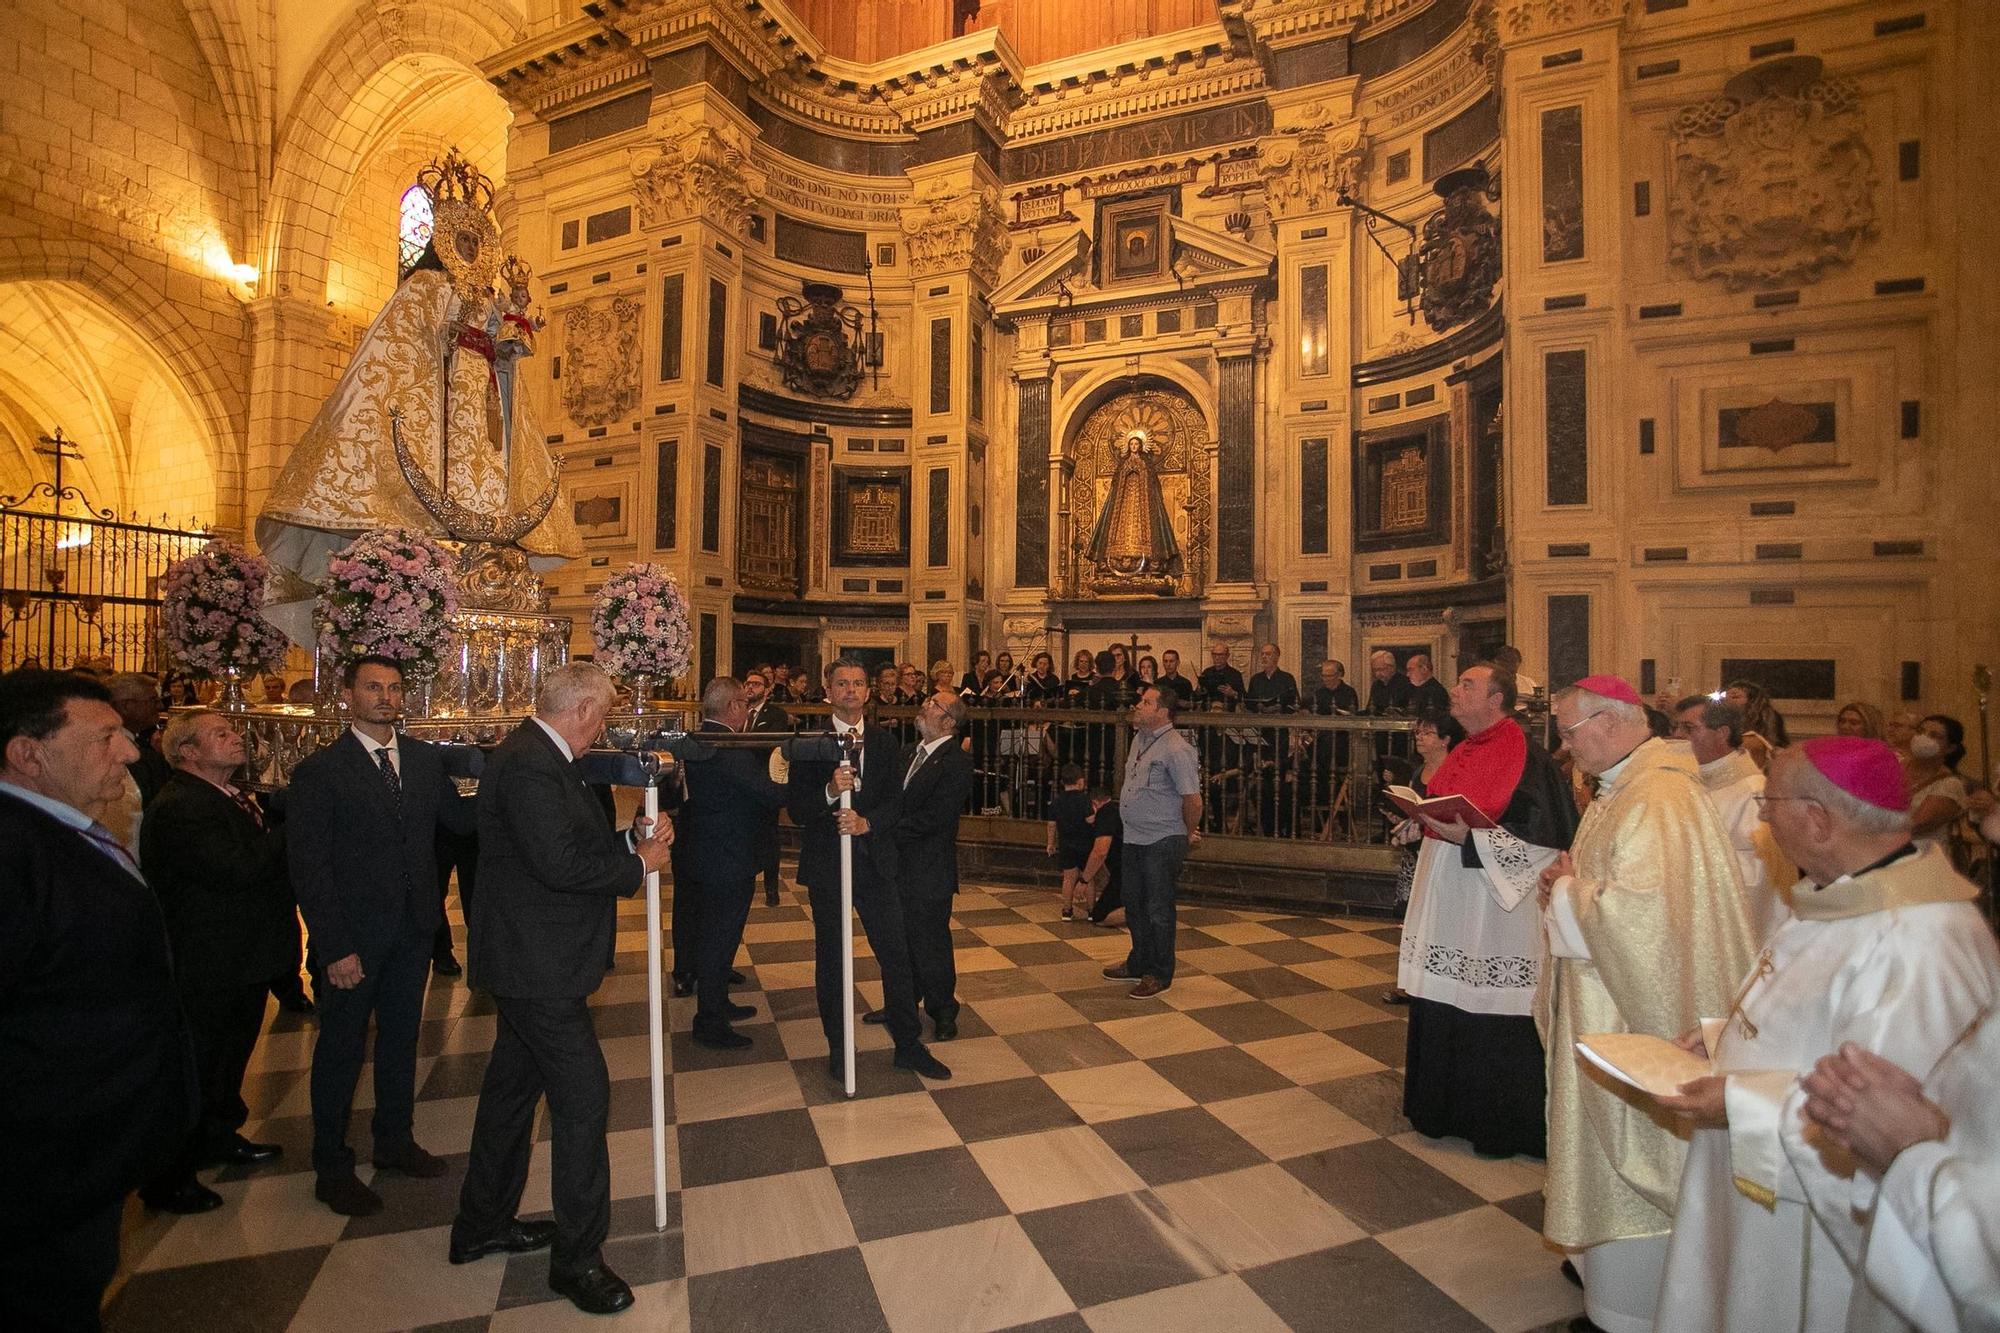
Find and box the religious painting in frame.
[831,466,911,567]
[1353,415,1450,552]
[569,477,632,541]
[1097,193,1171,286]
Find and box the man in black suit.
[288,655,477,1218]
[0,670,194,1330]
[139,710,293,1215]
[1366,649,1415,714]
[672,677,787,1049]
[452,662,673,1315]
[742,666,790,906]
[1155,648,1195,707]
[1404,652,1451,715]
[786,657,950,1082]
[887,690,975,1041]
[106,670,171,805]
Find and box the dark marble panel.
[658,273,683,383]
[678,1108,827,1187]
[1546,593,1591,692]
[1014,376,1052,587]
[1543,349,1588,506]
[932,1076,1085,1143]
[1300,435,1329,555]
[927,466,950,568]
[831,1145,1010,1242]
[1540,106,1586,262]
[654,437,678,549]
[1243,1239,1488,1333]
[1216,354,1256,582]
[704,277,727,388]
[929,316,952,416]
[1145,1045,1296,1103]
[1422,91,1499,182]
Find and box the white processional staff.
[641,776,669,1232]
[838,737,858,1099]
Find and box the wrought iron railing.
[774,701,1420,846]
[0,483,211,672]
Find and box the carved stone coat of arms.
[1668,58,1877,291]
[559,296,642,427]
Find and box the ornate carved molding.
[1497,0,1621,42]
[1226,0,1369,48]
[628,113,766,234]
[1008,55,1266,145]
[1363,6,1498,130]
[1667,60,1877,290]
[1258,107,1367,219]
[602,0,789,76]
[898,179,1010,286]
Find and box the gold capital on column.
[1257,104,1366,220]
[897,178,1009,287]
[628,111,766,234]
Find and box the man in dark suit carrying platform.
[452,662,673,1316]
[742,666,791,906]
[0,670,195,1330]
[288,655,477,1218]
[879,690,975,1041]
[138,709,294,1215]
[786,657,950,1082]
[672,676,786,1049]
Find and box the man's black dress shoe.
[893,1045,951,1079]
[692,1023,752,1050]
[203,1133,282,1167]
[550,1263,635,1315]
[373,1141,448,1178]
[315,1171,383,1217]
[671,974,695,997]
[449,1218,557,1264]
[433,955,463,978]
[141,1180,224,1215]
[932,1014,958,1042]
[862,1008,888,1025]
[722,1000,756,1020]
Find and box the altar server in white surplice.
[1805,1013,2000,1333]
[1652,737,2000,1333]
[1397,663,1578,1159]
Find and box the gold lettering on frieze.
[1008,102,1273,183]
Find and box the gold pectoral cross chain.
[1721,949,1775,1043]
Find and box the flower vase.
[627,673,654,714]
[217,666,250,711]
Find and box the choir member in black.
[1063,648,1096,704]
[1196,641,1246,708]
[1366,649,1414,714]
[898,662,926,703]
[1021,651,1064,705]
[1083,650,1126,788]
[1155,648,1195,707]
[1305,658,1361,826]
[956,651,992,699]
[1242,643,1298,833]
[992,651,1020,698]
[1404,652,1450,716]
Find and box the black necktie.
[228,787,265,830]
[375,746,402,805]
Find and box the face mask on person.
[1910,734,1944,760]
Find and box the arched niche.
[1054,374,1212,601]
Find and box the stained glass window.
[398,185,433,279]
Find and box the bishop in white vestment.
[1653,738,2000,1333]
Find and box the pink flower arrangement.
[160,538,290,676]
[590,563,691,679]
[314,528,458,668]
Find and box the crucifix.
[1126,632,1152,659]
[36,427,82,502]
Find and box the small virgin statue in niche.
[1087,430,1180,589]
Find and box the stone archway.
[1056,380,1212,600]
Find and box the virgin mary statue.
[1086,431,1180,583]
[256,150,580,644]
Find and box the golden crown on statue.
[415,146,496,213]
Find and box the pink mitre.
[1572,673,1643,707]
[1797,736,1910,811]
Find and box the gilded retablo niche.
[1062,390,1210,599]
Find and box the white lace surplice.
[1398,827,1558,1016]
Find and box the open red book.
[1384,785,1498,830]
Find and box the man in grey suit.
[450,663,673,1316]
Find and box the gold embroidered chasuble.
[1536,738,1757,1250]
[255,269,580,642]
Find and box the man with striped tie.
[0,669,195,1329]
[289,655,477,1218]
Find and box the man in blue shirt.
[1102,687,1203,997]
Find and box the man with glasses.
[1533,674,1756,1333]
[1673,695,1792,943]
[1650,737,2000,1333]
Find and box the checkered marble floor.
[104,875,1583,1333]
